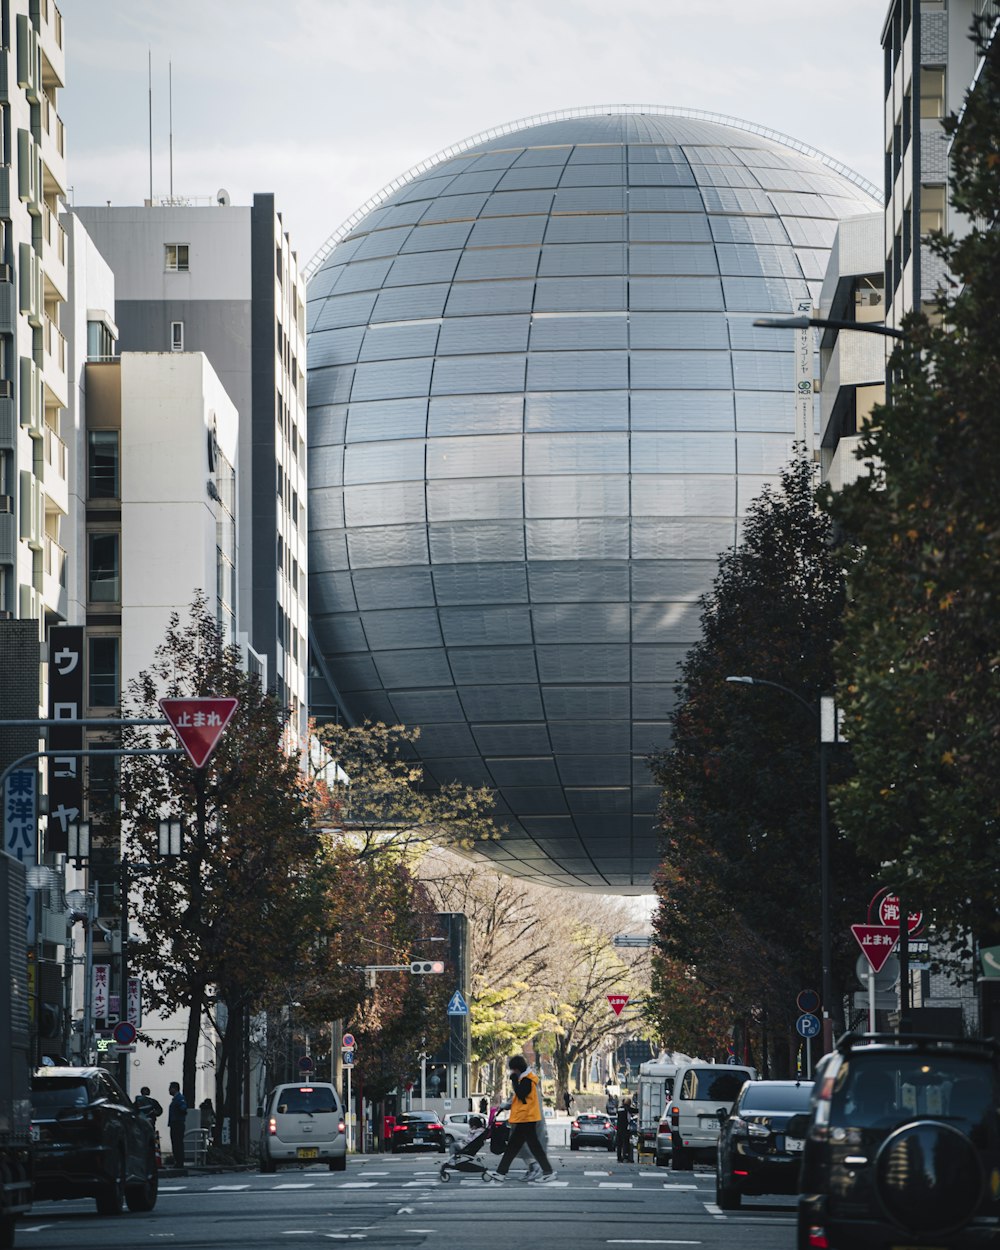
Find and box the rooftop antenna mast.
[147,50,153,203]
[168,60,174,200]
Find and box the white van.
[668,1062,756,1169]
[258,1082,347,1172]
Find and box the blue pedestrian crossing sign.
[446,989,469,1016]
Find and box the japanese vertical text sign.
[794,299,815,456]
[158,697,239,769]
[92,963,111,1025]
[4,769,37,942]
[48,626,84,854]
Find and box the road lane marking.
[158,1185,188,1191]
[607,1242,701,1245]
[338,1182,379,1188]
[210,1184,251,1191]
[662,1184,698,1190]
[702,1202,726,1219]
[274,1182,315,1188]
[585,1170,608,1175]
[600,1182,633,1188]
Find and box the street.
[18,1149,798,1249]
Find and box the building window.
[88,635,120,707]
[920,68,946,119]
[88,532,120,603]
[164,243,189,272]
[87,429,119,499]
[171,320,184,351]
[86,320,115,361]
[920,184,946,235]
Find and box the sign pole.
[868,966,876,1033]
[806,1035,812,1079]
[420,1053,427,1111]
[346,1063,353,1153]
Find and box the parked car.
[30,1066,158,1215]
[669,1061,757,1169]
[391,1111,447,1152]
[799,1033,1000,1250]
[570,1113,616,1151]
[441,1112,487,1147]
[258,1082,346,1173]
[715,1079,812,1208]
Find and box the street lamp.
[725,675,840,1053]
[753,315,905,339]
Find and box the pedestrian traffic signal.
[410,960,445,974]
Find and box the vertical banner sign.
[126,977,143,1027]
[793,299,815,456]
[48,626,85,854]
[4,769,37,943]
[92,963,110,1026]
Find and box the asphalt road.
[17,1150,799,1249]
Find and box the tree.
[312,721,500,856]
[828,19,1000,946]
[649,455,879,1069]
[118,597,316,1128]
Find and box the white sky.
[57,0,887,269]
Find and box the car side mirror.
[785,1113,810,1137]
[716,1107,729,1125]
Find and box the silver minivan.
[258,1082,347,1172]
[668,1062,756,1170]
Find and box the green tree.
[650,455,878,1068]
[118,598,316,1129]
[828,20,1000,946]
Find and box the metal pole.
[420,1053,426,1111]
[898,892,910,1033]
[806,1035,812,1079]
[82,890,95,1064]
[346,1064,353,1153]
[819,740,834,1054]
[868,966,876,1033]
[120,857,129,1095]
[0,747,183,798]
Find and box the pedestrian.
[606,1091,618,1117]
[168,1081,188,1167]
[478,1096,488,1115]
[487,1055,555,1183]
[134,1085,162,1125]
[563,1090,573,1114]
[616,1096,634,1162]
[199,1098,216,1141]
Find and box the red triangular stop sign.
[851,924,899,974]
[607,993,630,1017]
[159,697,239,769]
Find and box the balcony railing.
[43,316,66,374]
[43,533,66,587]
[43,422,66,480]
[43,203,66,266]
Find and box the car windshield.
[681,1069,752,1101]
[831,1053,994,1130]
[400,1113,437,1124]
[275,1087,337,1114]
[740,1084,812,1113]
[31,1079,90,1113]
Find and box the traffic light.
[410,960,445,974]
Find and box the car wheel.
[259,1151,277,1174]
[329,1155,346,1172]
[125,1147,159,1212]
[570,1142,579,1151]
[671,1144,692,1171]
[716,1174,741,1210]
[0,1215,15,1250]
[444,1133,455,1147]
[437,1145,446,1153]
[96,1154,126,1215]
[655,1152,668,1168]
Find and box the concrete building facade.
[74,198,308,740]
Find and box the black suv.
[798,1033,1000,1250]
[30,1067,158,1215]
[716,1078,812,1208]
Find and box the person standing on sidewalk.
[616,1096,634,1162]
[488,1056,554,1183]
[168,1081,188,1167]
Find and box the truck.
[0,853,32,1248]
[637,1051,693,1166]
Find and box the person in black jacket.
[616,1096,634,1162]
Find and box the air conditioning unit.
[0,264,12,283]
[0,379,13,398]
[0,610,13,620]
[0,495,13,513]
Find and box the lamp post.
[725,675,840,1053]
[753,315,906,339]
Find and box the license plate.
[296,1147,318,1159]
[786,1138,804,1153]
[30,1125,40,1142]
[413,1137,425,1144]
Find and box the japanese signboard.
[126,977,143,1027]
[793,299,815,455]
[877,894,924,935]
[92,963,111,1025]
[47,626,84,854]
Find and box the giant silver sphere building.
[306,108,879,892]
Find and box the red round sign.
[878,894,923,934]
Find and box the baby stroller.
[439,1115,505,1182]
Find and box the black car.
[570,1113,616,1151]
[30,1067,158,1215]
[716,1079,812,1208]
[799,1033,1000,1250]
[390,1111,447,1152]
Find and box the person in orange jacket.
[488,1055,554,1182]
